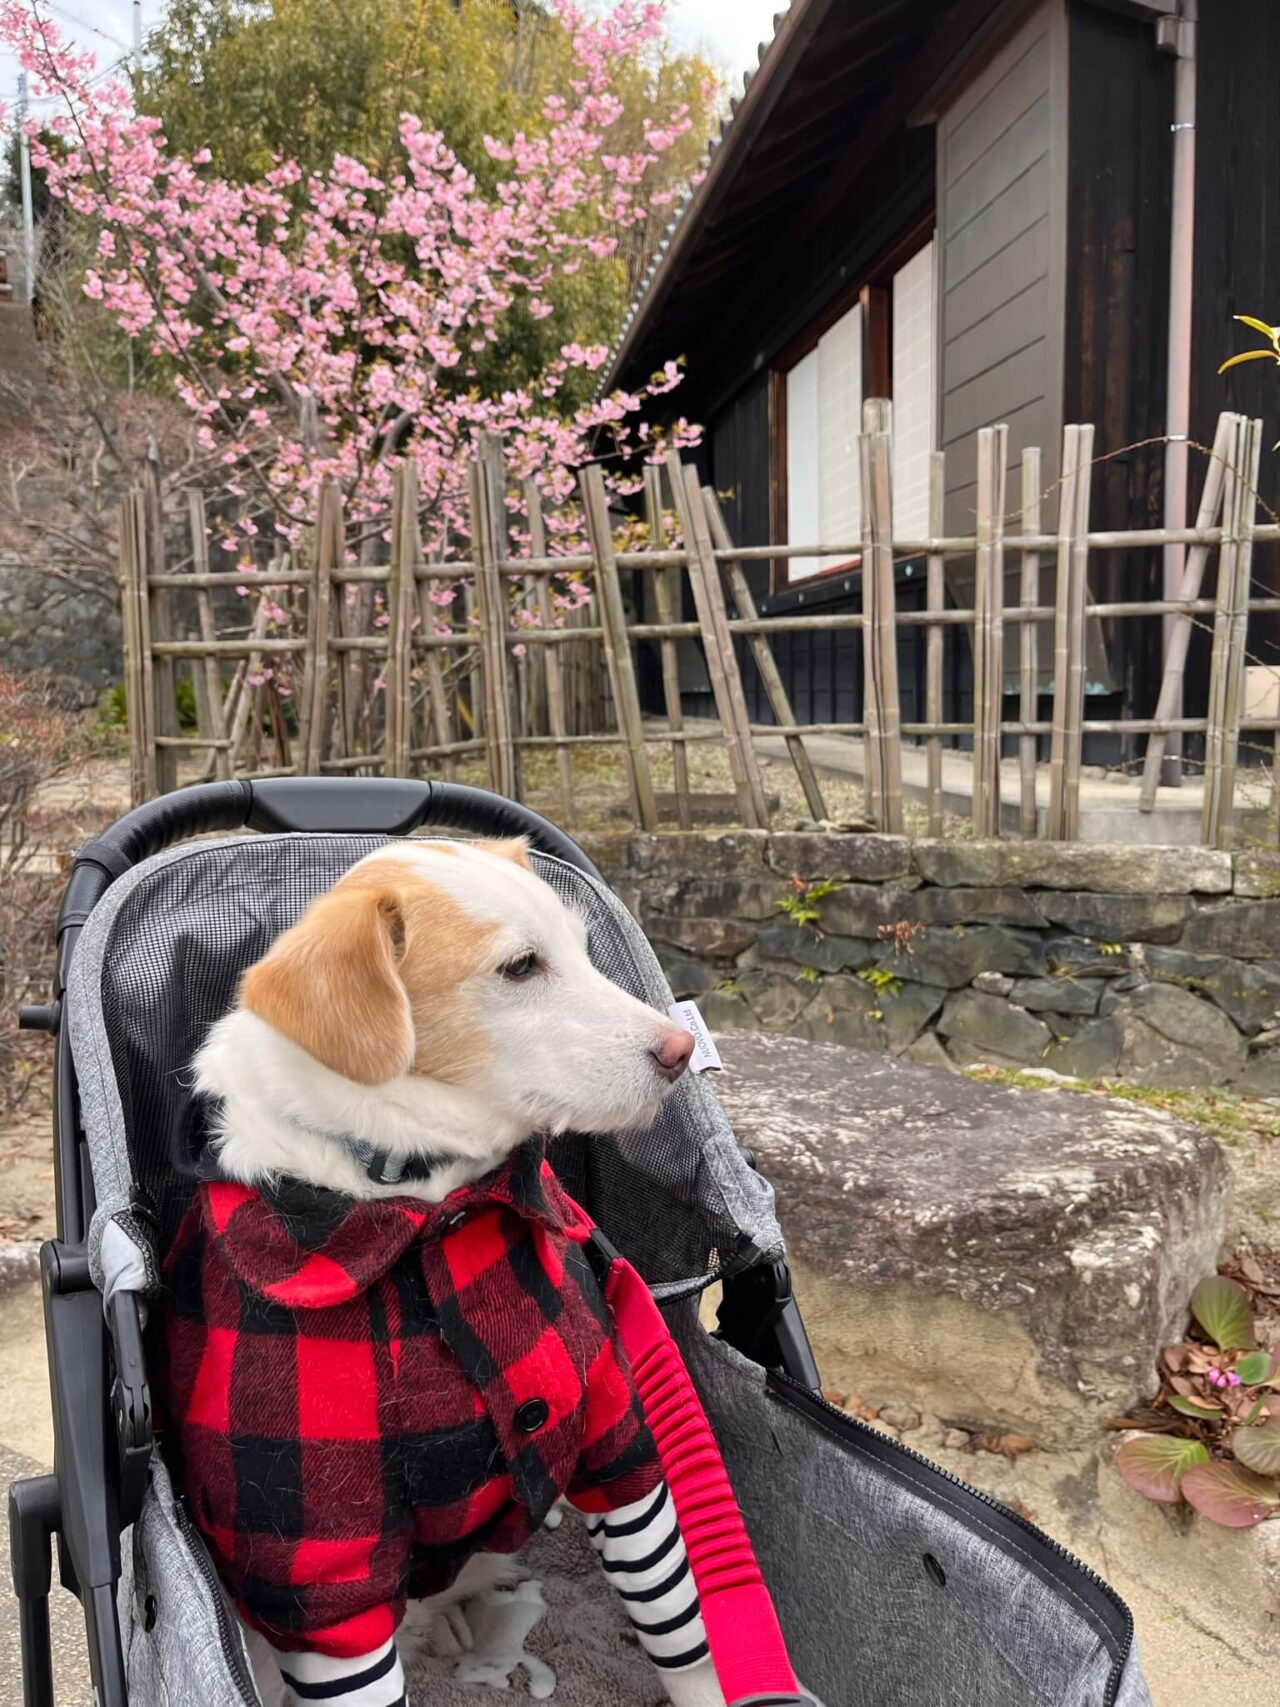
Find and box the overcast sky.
[3,1,788,119]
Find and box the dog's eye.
[499,951,541,982]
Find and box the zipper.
[770,1374,1135,1707]
[170,1487,259,1704]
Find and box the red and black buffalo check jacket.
[160,1138,662,1658]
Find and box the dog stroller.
[9,777,1153,1707]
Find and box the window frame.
[769,213,936,595]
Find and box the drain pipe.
[1156,0,1197,786]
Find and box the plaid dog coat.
[160,1138,663,1658]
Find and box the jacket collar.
[198,1136,581,1308]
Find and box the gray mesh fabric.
[66,832,784,1298]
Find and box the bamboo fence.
[117,407,1280,849]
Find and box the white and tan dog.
[188,838,722,1707]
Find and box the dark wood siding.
[937,2,1067,535]
[1062,0,1173,757]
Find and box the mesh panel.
[72,833,781,1296]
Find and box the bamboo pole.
[1203,416,1262,846]
[227,598,271,773]
[1062,424,1095,839]
[525,477,574,822]
[702,485,829,821]
[415,539,458,785]
[478,434,522,798]
[183,492,232,781]
[581,464,659,831]
[925,451,946,837]
[858,400,904,834]
[1017,447,1042,838]
[467,455,517,796]
[302,480,339,776]
[1047,426,1083,839]
[665,457,770,829]
[971,424,1008,838]
[141,456,179,794]
[1139,410,1238,809]
[383,464,417,777]
[644,465,693,829]
[118,491,156,804]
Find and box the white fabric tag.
[668,1000,723,1073]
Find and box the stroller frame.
[8,777,819,1707]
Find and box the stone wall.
[582,831,1280,1093]
[0,557,121,702]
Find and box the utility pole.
[17,72,35,308]
[1157,0,1198,787]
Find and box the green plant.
[714,977,743,997]
[857,966,902,999]
[776,875,844,930]
[1099,941,1124,957]
[1114,1268,1280,1528]
[797,965,822,985]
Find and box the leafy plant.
[877,919,924,963]
[776,875,844,931]
[1113,1262,1280,1529]
[1219,315,1280,375]
[797,965,822,985]
[857,966,902,999]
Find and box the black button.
[515,1398,550,1434]
[142,1594,158,1631]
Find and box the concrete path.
[0,1279,92,1706]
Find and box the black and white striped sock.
[273,1637,407,1707]
[585,1482,710,1673]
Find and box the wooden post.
[703,485,829,822]
[384,464,418,777]
[416,546,458,785]
[1017,447,1042,838]
[858,399,904,834]
[665,457,769,829]
[1047,427,1081,839]
[469,457,518,798]
[227,598,270,772]
[478,434,522,798]
[302,480,339,776]
[1203,415,1262,847]
[141,456,178,793]
[925,451,946,838]
[971,424,1008,838]
[1140,410,1237,810]
[581,463,659,831]
[186,493,232,782]
[118,490,156,804]
[644,465,693,829]
[1047,424,1094,840]
[524,478,574,820]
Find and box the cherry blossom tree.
[0,0,701,572]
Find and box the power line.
[43,1,130,53]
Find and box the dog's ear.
[471,836,531,869]
[241,885,415,1085]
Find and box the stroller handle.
[56,778,603,975]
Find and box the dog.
[163,837,724,1707]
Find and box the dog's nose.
[650,1027,695,1083]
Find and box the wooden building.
[609,0,1280,768]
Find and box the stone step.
[712,1029,1228,1444]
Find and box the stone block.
[901,1030,957,1073]
[816,884,919,938]
[1142,945,1280,1037]
[646,915,757,960]
[1010,977,1102,1017]
[1045,937,1141,979]
[712,1030,1229,1438]
[801,976,943,1057]
[910,840,1231,896]
[765,832,911,883]
[1182,900,1280,959]
[696,990,755,1034]
[1233,851,1280,899]
[643,878,780,922]
[883,925,1046,989]
[652,948,716,999]
[913,887,1050,928]
[973,971,1013,995]
[1123,984,1247,1077]
[735,968,813,1028]
[937,989,1055,1064]
[752,924,875,974]
[629,833,768,879]
[1048,1017,1125,1080]
[1034,892,1189,944]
